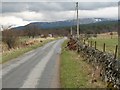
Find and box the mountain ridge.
[14,18,117,30]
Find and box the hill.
[14,18,115,30]
[12,18,118,37]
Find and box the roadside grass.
[1,38,55,64]
[60,40,106,88]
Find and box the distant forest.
[66,21,118,35]
[2,21,118,38]
[39,21,118,36]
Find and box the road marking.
[21,40,60,88]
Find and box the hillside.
[14,18,115,30]
[12,18,118,37]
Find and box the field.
[87,32,118,55]
[60,40,106,88]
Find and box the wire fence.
[82,39,118,59]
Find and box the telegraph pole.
[70,27,73,36]
[76,2,79,38]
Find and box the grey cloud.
[1,2,118,13]
[2,2,29,13]
[78,2,118,10]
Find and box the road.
[1,38,66,88]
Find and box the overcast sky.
[0,0,119,27]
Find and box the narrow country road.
[1,38,66,88]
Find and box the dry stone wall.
[78,43,120,89]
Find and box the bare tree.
[30,24,39,38]
[2,25,18,49]
[25,25,32,38]
[25,24,39,38]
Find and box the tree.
[2,26,18,49]
[25,25,32,38]
[25,24,39,38]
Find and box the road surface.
[1,38,66,88]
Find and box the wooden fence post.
[90,41,92,47]
[103,43,106,52]
[88,41,89,46]
[95,41,96,49]
[114,45,118,59]
[84,40,85,44]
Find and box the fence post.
[84,39,85,44]
[114,45,118,59]
[103,43,106,52]
[88,40,89,46]
[95,41,96,49]
[90,41,92,47]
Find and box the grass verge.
[1,38,55,64]
[60,40,106,88]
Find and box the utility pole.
[70,27,73,36]
[76,2,79,38]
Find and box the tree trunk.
[7,42,12,49]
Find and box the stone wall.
[78,43,120,89]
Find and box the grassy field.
[87,33,118,55]
[60,40,106,88]
[0,37,55,64]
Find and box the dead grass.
[1,37,55,64]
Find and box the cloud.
[0,1,119,27]
[1,2,118,13]
[1,6,118,22]
[1,0,120,2]
[78,2,118,10]
[80,7,118,19]
[2,2,29,13]
[0,16,29,27]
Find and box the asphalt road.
[1,38,66,88]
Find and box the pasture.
[88,32,118,55]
